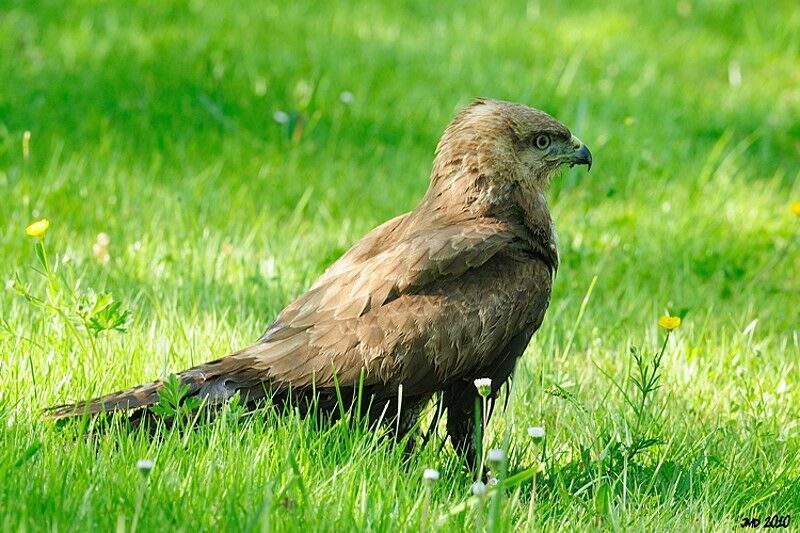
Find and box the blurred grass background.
[1,0,798,530]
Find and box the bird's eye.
[534,134,551,150]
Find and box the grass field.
[1,0,799,530]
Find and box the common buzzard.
[47,99,592,464]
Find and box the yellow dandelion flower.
[658,315,681,331]
[25,219,50,237]
[791,201,800,217]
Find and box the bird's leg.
[374,396,428,456]
[446,329,531,469]
[444,353,522,474]
[420,393,445,450]
[444,383,483,472]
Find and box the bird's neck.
[422,162,548,219]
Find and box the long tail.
[44,380,166,420]
[44,346,264,420]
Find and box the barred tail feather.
[44,380,166,420]
[43,345,267,420]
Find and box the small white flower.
[473,378,492,397]
[423,468,440,483]
[339,91,354,105]
[471,481,487,496]
[136,459,154,475]
[260,257,277,279]
[92,242,110,265]
[273,110,290,124]
[92,233,111,265]
[487,448,505,464]
[527,426,546,439]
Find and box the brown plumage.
[46,98,592,464]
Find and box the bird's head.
[430,99,592,203]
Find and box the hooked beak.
[568,135,592,171]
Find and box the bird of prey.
[46,98,592,464]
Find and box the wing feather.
[236,216,526,390]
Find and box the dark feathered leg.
[377,396,429,456]
[444,329,536,470]
[444,383,482,470]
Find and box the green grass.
[1,0,799,530]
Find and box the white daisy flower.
[273,110,290,124]
[487,448,505,464]
[473,378,492,397]
[136,459,154,476]
[339,91,354,105]
[471,481,487,496]
[423,468,440,483]
[527,426,546,439]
